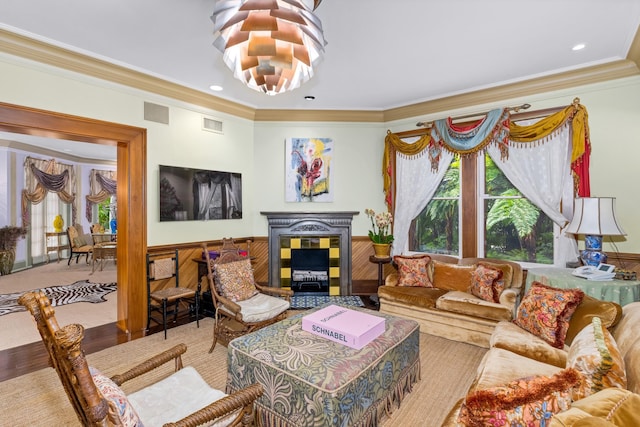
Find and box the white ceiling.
[2,0,640,112]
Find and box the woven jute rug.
[0,317,486,426]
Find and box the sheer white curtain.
[393,139,454,256]
[486,122,578,266]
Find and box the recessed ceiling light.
[209,85,223,91]
[304,95,315,101]
[572,43,586,51]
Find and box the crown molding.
[2,28,639,124]
[383,59,640,122]
[254,109,384,122]
[0,29,256,121]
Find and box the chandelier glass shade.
[211,0,327,95]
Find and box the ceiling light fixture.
[210,0,327,96]
[572,43,586,51]
[209,85,224,91]
[304,95,315,100]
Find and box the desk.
[526,267,640,306]
[45,231,67,263]
[227,305,420,427]
[92,243,117,273]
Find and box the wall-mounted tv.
[159,165,242,222]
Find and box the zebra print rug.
[0,280,117,316]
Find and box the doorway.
[0,102,148,339]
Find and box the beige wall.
[1,53,639,254]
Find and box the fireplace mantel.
[261,211,359,295]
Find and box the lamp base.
[580,234,607,266]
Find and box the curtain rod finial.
[573,97,580,106]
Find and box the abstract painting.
[285,137,333,202]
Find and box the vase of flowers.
[0,225,27,275]
[365,208,394,258]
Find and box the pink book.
[302,305,385,349]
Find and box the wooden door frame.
[0,102,147,340]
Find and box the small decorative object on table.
[615,270,638,281]
[53,214,64,232]
[365,208,393,257]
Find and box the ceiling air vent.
[143,102,169,124]
[202,116,224,134]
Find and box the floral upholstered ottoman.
[226,304,420,427]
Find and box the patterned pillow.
[90,367,144,426]
[394,254,433,287]
[214,258,258,302]
[469,264,503,302]
[513,282,584,349]
[457,368,581,427]
[567,316,627,400]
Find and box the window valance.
[85,169,117,221]
[22,157,77,226]
[383,100,591,209]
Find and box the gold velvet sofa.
[442,300,640,426]
[378,254,524,348]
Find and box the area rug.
[0,280,117,316]
[290,295,364,310]
[0,318,486,427]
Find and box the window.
[411,153,554,265]
[481,154,553,264]
[30,192,71,265]
[412,156,460,255]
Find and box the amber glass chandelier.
[211,0,326,95]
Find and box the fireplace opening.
[290,248,330,296]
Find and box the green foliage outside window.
[412,154,553,264]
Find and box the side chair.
[66,224,93,265]
[18,291,263,427]
[203,242,292,353]
[147,249,200,339]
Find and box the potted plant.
[364,209,394,258]
[0,225,27,275]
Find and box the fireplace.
[261,211,358,295]
[290,248,330,295]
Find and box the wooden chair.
[18,291,263,427]
[66,224,93,265]
[203,242,292,353]
[147,249,200,339]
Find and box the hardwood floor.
[0,281,379,383]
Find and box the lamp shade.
[565,197,626,236]
[211,0,327,95]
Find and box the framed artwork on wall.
[159,165,242,221]
[285,137,334,202]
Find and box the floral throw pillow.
[393,254,433,287]
[214,258,259,302]
[469,264,503,303]
[513,282,584,349]
[457,368,581,427]
[567,316,627,400]
[90,367,144,427]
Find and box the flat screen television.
[159,165,242,221]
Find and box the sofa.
[441,293,640,426]
[378,254,524,348]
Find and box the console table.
[45,231,67,263]
[526,267,640,306]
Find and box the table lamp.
[565,197,626,266]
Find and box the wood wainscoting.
[148,236,395,298]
